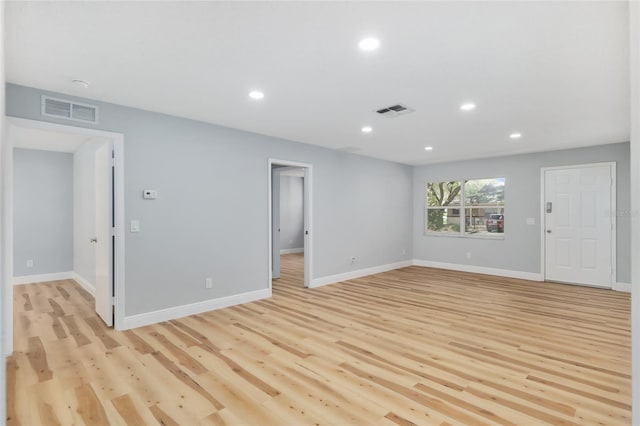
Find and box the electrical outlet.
[466,252,472,259]
[350,256,356,264]
[26,259,33,268]
[205,278,213,289]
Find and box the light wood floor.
[7,253,630,425]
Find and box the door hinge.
[111,227,116,236]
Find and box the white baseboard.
[280,248,304,255]
[13,271,73,285]
[72,272,96,296]
[412,259,544,281]
[310,260,413,288]
[613,282,631,292]
[122,288,272,330]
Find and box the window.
[425,177,505,236]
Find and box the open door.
[269,159,312,289]
[94,142,114,326]
[303,168,311,288]
[271,168,281,280]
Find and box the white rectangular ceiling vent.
[375,103,414,118]
[41,96,99,124]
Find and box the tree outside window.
[425,178,505,236]
[426,181,461,233]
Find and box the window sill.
[424,232,505,240]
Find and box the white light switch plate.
[130,220,140,233]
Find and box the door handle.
[546,230,552,234]
[90,237,98,243]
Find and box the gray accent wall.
[413,142,631,283]
[279,175,304,251]
[13,148,73,276]
[7,84,414,316]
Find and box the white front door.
[94,142,113,326]
[544,164,614,288]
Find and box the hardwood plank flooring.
[7,253,630,425]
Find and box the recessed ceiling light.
[510,133,522,139]
[358,37,380,51]
[460,103,476,111]
[424,146,433,151]
[248,90,265,100]
[361,126,373,133]
[72,79,90,89]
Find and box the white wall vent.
[41,96,99,124]
[375,103,414,118]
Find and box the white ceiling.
[5,1,630,165]
[10,126,91,153]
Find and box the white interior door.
[544,164,613,288]
[272,169,281,280]
[94,142,113,326]
[303,167,311,288]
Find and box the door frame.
[3,117,125,354]
[268,158,312,289]
[271,168,281,280]
[539,161,616,287]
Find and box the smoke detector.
[72,79,90,89]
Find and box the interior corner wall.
[629,1,639,423]
[5,83,414,317]
[1,3,7,423]
[13,148,73,276]
[279,175,304,251]
[413,142,631,282]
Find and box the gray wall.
[7,84,414,316]
[413,142,631,283]
[13,148,74,276]
[279,175,304,250]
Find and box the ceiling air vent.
[375,103,414,118]
[41,96,99,124]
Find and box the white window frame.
[424,177,505,239]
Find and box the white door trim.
[540,161,616,288]
[3,117,126,352]
[271,169,281,280]
[268,159,313,289]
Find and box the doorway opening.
[268,159,312,290]
[541,162,616,288]
[3,117,125,354]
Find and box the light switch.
[130,220,140,233]
[526,217,536,225]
